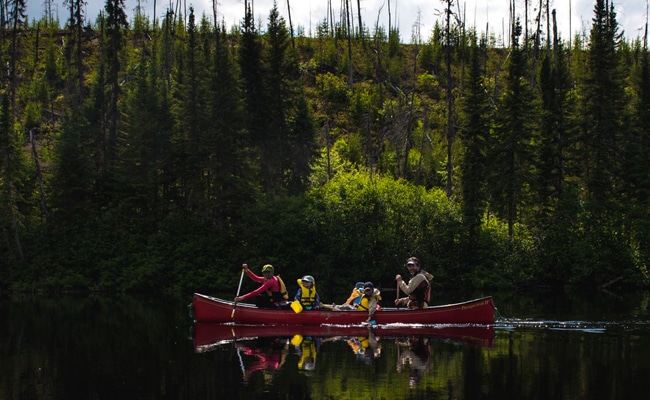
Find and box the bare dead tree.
[546,0,555,54]
[524,0,529,41]
[356,0,363,41]
[345,0,353,90]
[444,0,455,197]
[552,8,558,51]
[212,0,217,29]
[643,0,648,51]
[529,0,543,90]
[286,0,295,49]
[387,0,391,31]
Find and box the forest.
[0,0,648,297]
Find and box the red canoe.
[191,293,495,325]
[193,322,495,352]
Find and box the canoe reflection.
[195,323,493,386]
[193,322,494,352]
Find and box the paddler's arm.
[235,278,274,301]
[244,264,265,283]
[366,293,379,321]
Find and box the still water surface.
[1,291,649,399]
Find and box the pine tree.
[459,34,490,249]
[204,24,251,231]
[537,41,570,214]
[63,0,86,106]
[628,39,650,207]
[239,3,272,195]
[576,0,629,285]
[580,0,625,217]
[487,18,536,241]
[0,93,29,260]
[265,3,316,195]
[102,0,128,186]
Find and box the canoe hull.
[192,293,495,325]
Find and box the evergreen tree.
[537,41,570,214]
[63,0,86,106]
[102,0,128,189]
[169,7,209,210]
[204,24,252,231]
[580,0,625,217]
[487,18,536,241]
[50,113,93,220]
[459,35,490,252]
[628,40,650,207]
[264,3,315,195]
[576,0,630,285]
[0,93,29,260]
[7,0,27,109]
[239,3,272,195]
[116,42,162,216]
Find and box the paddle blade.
[290,300,303,313]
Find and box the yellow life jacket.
[265,275,289,302]
[345,288,363,305]
[297,339,317,370]
[296,279,318,308]
[358,292,381,311]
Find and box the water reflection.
[193,322,494,391]
[346,329,381,363]
[396,336,431,388]
[3,293,650,399]
[193,322,495,352]
[236,337,290,383]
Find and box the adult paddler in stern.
[394,257,434,309]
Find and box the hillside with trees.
[0,0,648,296]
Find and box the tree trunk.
[286,0,295,49]
[346,0,353,90]
[445,0,454,197]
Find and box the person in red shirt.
[234,263,289,308]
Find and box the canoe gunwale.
[192,292,495,325]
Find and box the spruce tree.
[459,34,490,251]
[487,18,536,241]
[239,3,272,195]
[581,0,625,217]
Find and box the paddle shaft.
[231,268,245,320]
[396,280,400,308]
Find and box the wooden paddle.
[231,267,245,321]
[396,279,400,309]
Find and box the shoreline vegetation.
[1,1,648,295]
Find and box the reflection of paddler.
[346,338,363,357]
[396,336,431,387]
[348,329,381,362]
[237,338,289,383]
[291,335,319,371]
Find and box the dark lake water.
[2,290,649,399]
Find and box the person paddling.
[234,264,289,308]
[394,257,434,309]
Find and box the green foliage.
[1,3,649,294]
[305,169,466,292]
